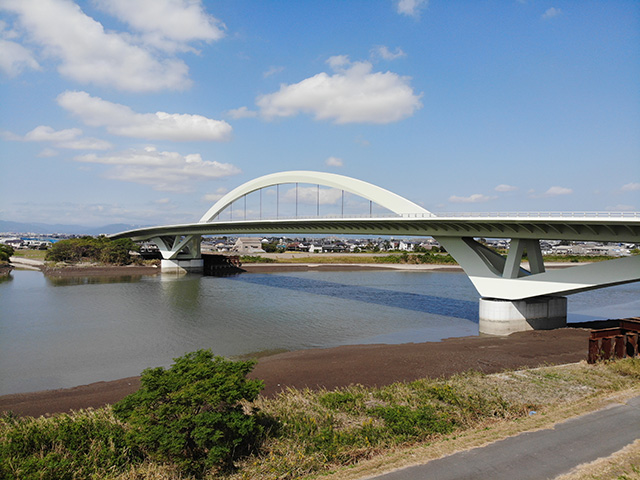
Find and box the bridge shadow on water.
[226,274,478,323]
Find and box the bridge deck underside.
[113,218,640,244]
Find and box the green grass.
[11,249,47,260]
[2,358,638,480]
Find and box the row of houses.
[202,236,444,255]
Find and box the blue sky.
[1,0,638,227]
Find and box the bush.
[0,409,141,480]
[0,244,14,262]
[113,350,264,477]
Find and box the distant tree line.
[45,237,139,265]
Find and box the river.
[1,269,639,396]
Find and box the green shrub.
[0,409,140,480]
[0,244,15,262]
[113,350,264,477]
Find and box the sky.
[0,0,639,228]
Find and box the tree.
[45,237,138,265]
[0,244,14,262]
[113,350,264,476]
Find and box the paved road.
[369,396,640,480]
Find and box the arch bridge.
[111,171,640,335]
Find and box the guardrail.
[209,211,640,222]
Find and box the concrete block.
[479,296,567,336]
[160,258,204,274]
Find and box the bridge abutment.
[479,296,567,336]
[160,258,204,274]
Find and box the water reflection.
[0,273,13,284]
[45,275,147,286]
[229,274,479,322]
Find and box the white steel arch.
[199,170,431,223]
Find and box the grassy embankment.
[240,252,625,265]
[2,358,639,480]
[10,249,47,261]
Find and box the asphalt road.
[369,396,640,480]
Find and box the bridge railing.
[209,211,639,222]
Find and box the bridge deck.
[110,216,640,243]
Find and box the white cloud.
[606,204,636,212]
[371,45,406,61]
[58,137,113,150]
[24,125,81,142]
[226,106,258,119]
[494,184,518,192]
[93,0,225,53]
[75,146,241,192]
[0,0,194,92]
[543,186,573,197]
[57,91,232,141]
[257,56,422,124]
[325,156,344,167]
[395,0,428,17]
[37,148,58,157]
[621,182,640,192]
[282,186,343,205]
[0,38,40,76]
[8,125,113,150]
[202,187,228,202]
[542,7,562,19]
[263,65,284,78]
[449,193,497,203]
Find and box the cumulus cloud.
[395,0,428,17]
[542,186,573,197]
[542,7,562,19]
[7,124,112,150]
[494,184,518,192]
[257,56,422,124]
[0,0,203,91]
[621,182,640,192]
[75,146,241,192]
[57,91,232,141]
[325,156,344,167]
[282,186,343,205]
[0,38,40,76]
[93,0,225,53]
[226,106,258,119]
[371,45,406,61]
[449,193,497,203]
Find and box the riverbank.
[0,327,591,418]
[9,255,160,277]
[9,250,590,276]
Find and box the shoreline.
[0,327,592,418]
[10,255,583,276]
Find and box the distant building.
[232,237,265,254]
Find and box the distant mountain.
[0,220,150,236]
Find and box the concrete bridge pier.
[479,296,567,336]
[160,258,204,274]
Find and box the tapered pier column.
[479,296,567,336]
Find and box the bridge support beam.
[479,296,567,336]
